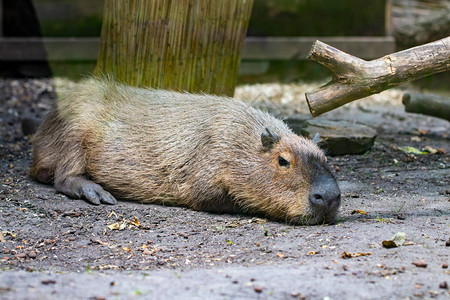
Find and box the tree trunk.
[402,92,450,121]
[94,0,253,96]
[305,36,450,117]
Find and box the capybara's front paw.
[55,176,117,205]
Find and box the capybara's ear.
[312,132,320,144]
[261,127,280,151]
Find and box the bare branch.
[306,36,450,117]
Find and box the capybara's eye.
[278,156,290,168]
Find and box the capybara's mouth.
[291,211,339,226]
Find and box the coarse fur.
[30,77,339,224]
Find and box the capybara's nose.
[309,166,341,209]
[309,190,341,208]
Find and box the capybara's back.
[31,77,341,224]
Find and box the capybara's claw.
[81,184,101,205]
[81,183,117,205]
[99,191,117,205]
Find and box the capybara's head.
[232,127,341,225]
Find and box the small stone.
[412,260,427,268]
[26,266,33,272]
[396,214,406,220]
[254,286,263,293]
[62,211,82,217]
[443,263,448,269]
[439,281,448,289]
[28,251,37,259]
[14,253,27,259]
[291,292,306,300]
[41,279,56,285]
[445,238,450,247]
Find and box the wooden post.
[0,0,3,37]
[94,0,253,96]
[385,0,392,36]
[305,36,450,117]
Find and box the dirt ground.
[0,78,449,299]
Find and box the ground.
[0,78,449,299]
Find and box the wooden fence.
[0,36,396,61]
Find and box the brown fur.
[30,77,339,224]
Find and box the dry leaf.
[382,232,406,248]
[129,216,140,227]
[351,210,368,215]
[248,218,266,224]
[417,129,429,135]
[107,223,120,230]
[423,146,445,154]
[108,211,118,218]
[107,219,127,230]
[398,146,427,155]
[98,264,119,270]
[382,240,397,248]
[341,251,372,259]
[2,231,16,238]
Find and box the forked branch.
[305,36,450,117]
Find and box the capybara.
[30,77,341,225]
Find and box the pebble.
[411,260,427,268]
[439,281,448,289]
[28,251,37,259]
[41,279,56,285]
[443,263,448,269]
[14,253,27,259]
[253,286,263,293]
